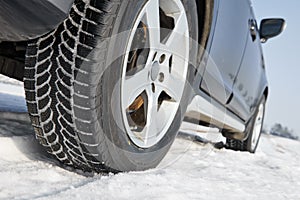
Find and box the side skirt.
[185,94,246,134]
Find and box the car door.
[227,6,267,121]
[200,0,251,105]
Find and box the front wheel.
[24,0,199,172]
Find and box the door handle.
[249,19,257,41]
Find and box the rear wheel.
[24,0,198,172]
[226,97,266,153]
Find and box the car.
[0,0,285,172]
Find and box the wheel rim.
[251,102,265,150]
[121,0,189,148]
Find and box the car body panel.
[0,0,74,41]
[228,7,268,121]
[200,0,251,105]
[194,0,268,126]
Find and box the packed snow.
[0,80,299,200]
[0,74,23,87]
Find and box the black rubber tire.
[226,97,266,153]
[24,0,199,172]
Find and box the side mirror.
[259,18,286,43]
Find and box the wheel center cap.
[150,61,160,81]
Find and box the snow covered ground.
[0,74,23,87]
[0,79,299,200]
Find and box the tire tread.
[24,0,121,172]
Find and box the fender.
[0,0,74,41]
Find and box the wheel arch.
[196,0,214,50]
[0,0,74,41]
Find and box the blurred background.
[252,0,300,138]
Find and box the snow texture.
[0,74,23,86]
[0,83,299,200]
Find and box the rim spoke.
[146,50,157,66]
[165,11,188,57]
[160,71,185,102]
[123,68,149,108]
[144,0,161,48]
[143,87,161,145]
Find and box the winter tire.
[24,0,199,172]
